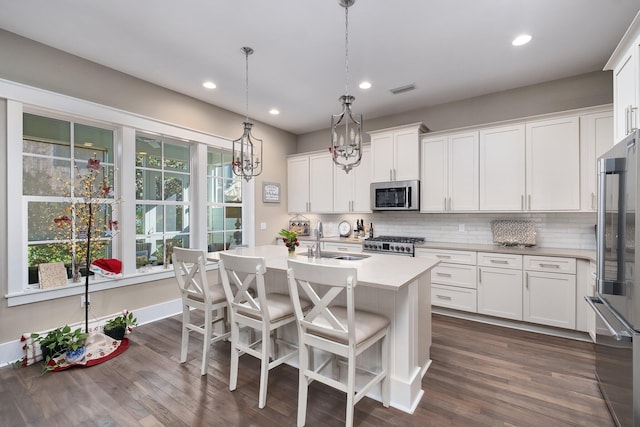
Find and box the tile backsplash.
[309,212,597,250]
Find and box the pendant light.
[232,46,263,181]
[330,0,362,174]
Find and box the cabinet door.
[580,111,613,211]
[352,145,371,212]
[613,46,638,141]
[421,136,448,212]
[333,145,371,213]
[309,152,333,213]
[479,125,526,211]
[477,266,523,320]
[394,129,420,181]
[523,270,576,329]
[287,156,310,213]
[371,133,395,182]
[449,132,478,211]
[333,160,353,213]
[526,116,580,210]
[323,241,363,253]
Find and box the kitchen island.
[208,245,439,413]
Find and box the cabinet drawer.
[431,284,477,312]
[523,255,576,274]
[432,264,477,289]
[415,248,476,265]
[322,242,363,253]
[478,252,523,269]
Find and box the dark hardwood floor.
[0,314,613,426]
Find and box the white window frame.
[2,79,254,306]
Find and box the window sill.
[5,263,220,307]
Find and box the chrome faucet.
[315,221,323,259]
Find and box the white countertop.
[209,245,439,291]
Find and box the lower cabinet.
[322,241,363,253]
[477,265,523,320]
[416,248,477,313]
[523,255,577,329]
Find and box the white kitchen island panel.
[208,245,438,413]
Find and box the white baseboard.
[0,298,181,367]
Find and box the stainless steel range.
[362,236,425,256]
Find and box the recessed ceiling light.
[359,81,372,90]
[512,34,532,46]
[202,81,216,89]
[269,109,280,115]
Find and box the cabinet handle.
[539,263,560,269]
[436,295,452,301]
[336,247,349,251]
[478,268,482,283]
[436,254,451,259]
[632,106,638,133]
[528,194,532,210]
[448,197,452,211]
[521,194,524,210]
[444,198,447,211]
[490,259,508,264]
[436,272,452,277]
[525,271,529,289]
[591,192,595,210]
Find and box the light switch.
[260,222,267,230]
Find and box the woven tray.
[491,220,536,247]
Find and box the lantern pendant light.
[330,0,362,174]
[232,46,263,181]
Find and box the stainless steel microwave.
[370,180,420,211]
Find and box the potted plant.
[103,310,137,340]
[31,325,89,373]
[279,228,299,256]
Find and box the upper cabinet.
[605,11,640,141]
[333,145,371,213]
[525,116,580,211]
[478,116,581,211]
[421,131,478,212]
[479,124,526,211]
[287,151,333,213]
[369,123,426,182]
[580,111,614,211]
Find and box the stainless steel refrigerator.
[587,129,640,427]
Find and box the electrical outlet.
[260,222,267,230]
[458,223,465,232]
[81,295,90,308]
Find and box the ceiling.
[1,1,639,135]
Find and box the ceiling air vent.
[389,84,415,95]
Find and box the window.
[23,113,116,286]
[135,132,191,267]
[207,148,243,252]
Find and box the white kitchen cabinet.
[525,116,580,211]
[369,123,426,183]
[523,256,576,329]
[287,151,333,213]
[477,253,523,320]
[287,155,310,213]
[479,124,526,211]
[421,131,478,212]
[606,18,640,141]
[416,248,477,313]
[333,145,371,213]
[322,241,363,253]
[580,110,614,211]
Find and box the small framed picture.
[262,182,281,203]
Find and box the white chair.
[218,252,306,409]
[287,259,390,427]
[172,247,230,376]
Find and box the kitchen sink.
[318,252,370,261]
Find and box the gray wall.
[0,29,297,343]
[297,70,613,153]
